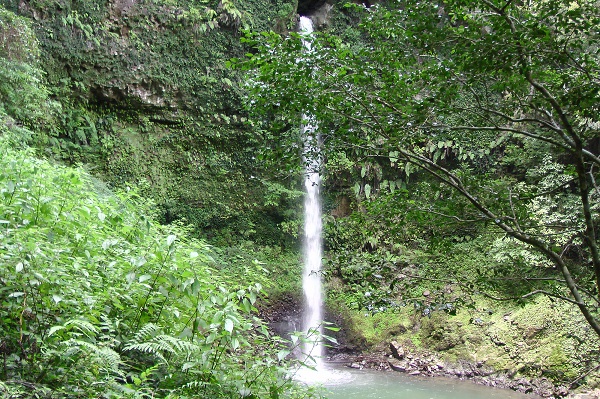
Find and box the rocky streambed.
[327,341,599,399]
[260,296,598,399]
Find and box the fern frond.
[154,334,199,354]
[123,341,168,363]
[130,323,161,342]
[95,347,123,373]
[182,380,210,389]
[180,379,230,398]
[64,339,123,373]
[62,318,100,339]
[124,332,200,364]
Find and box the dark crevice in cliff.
[297,0,328,16]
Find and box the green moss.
[329,291,597,386]
[0,0,306,245]
[0,6,40,62]
[420,312,465,351]
[326,301,413,348]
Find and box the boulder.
[389,340,405,360]
[388,360,407,372]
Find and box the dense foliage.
[0,0,302,246]
[0,5,329,397]
[3,0,600,394]
[0,132,322,398]
[239,0,600,339]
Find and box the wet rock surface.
[259,294,303,340]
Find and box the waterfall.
[299,16,324,368]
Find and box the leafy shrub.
[0,136,319,398]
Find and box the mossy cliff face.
[326,295,600,396]
[0,0,301,243]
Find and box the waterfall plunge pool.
[296,364,539,399]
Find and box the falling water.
[299,16,324,368]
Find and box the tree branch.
[480,289,581,305]
[413,207,486,223]
[434,125,582,160]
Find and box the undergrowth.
[0,133,321,398]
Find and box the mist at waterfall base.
[294,16,534,399]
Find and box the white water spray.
[299,16,324,368]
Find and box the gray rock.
[388,360,406,372]
[389,340,405,360]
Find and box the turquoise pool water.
[296,365,538,399]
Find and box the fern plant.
[0,135,321,399]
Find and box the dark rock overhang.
[297,0,329,16]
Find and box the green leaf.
[224,318,234,333]
[352,182,361,198]
[277,349,289,361]
[48,325,65,337]
[206,332,217,344]
[364,183,372,199]
[242,298,252,313]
